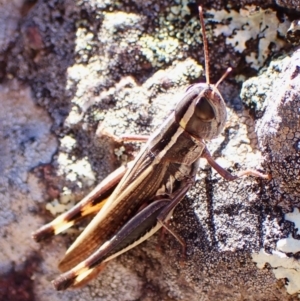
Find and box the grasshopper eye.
[195,97,215,121]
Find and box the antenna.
[212,67,232,97]
[198,6,210,85]
[215,67,232,90]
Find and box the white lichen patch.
[252,249,300,295]
[277,235,300,254]
[285,208,300,230]
[45,152,96,216]
[114,145,127,161]
[57,152,96,187]
[276,209,300,254]
[66,60,104,113]
[67,63,91,84]
[64,105,83,126]
[60,135,77,152]
[75,28,94,53]
[207,5,290,69]
[103,11,142,34]
[60,186,76,204]
[252,208,300,295]
[45,198,74,215]
[45,185,78,215]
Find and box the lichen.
[252,249,300,295]
[207,5,290,69]
[252,208,300,295]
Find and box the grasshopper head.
[175,83,227,140]
[174,6,230,141]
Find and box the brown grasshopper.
[32,6,269,290]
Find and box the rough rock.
[1,0,300,300]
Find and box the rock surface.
[0,0,300,300]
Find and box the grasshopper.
[32,6,269,290]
